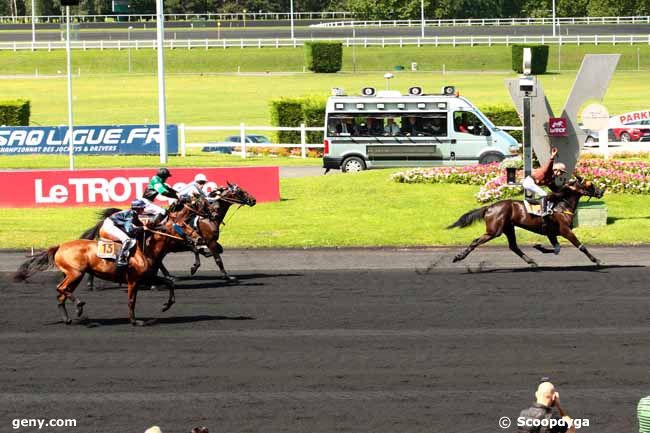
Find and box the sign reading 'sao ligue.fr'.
[0,167,279,208]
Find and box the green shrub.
[479,104,522,143]
[511,44,549,74]
[301,96,327,145]
[0,99,30,125]
[269,98,303,144]
[304,41,343,73]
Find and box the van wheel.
[341,156,366,173]
[478,152,504,165]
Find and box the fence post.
[180,123,186,157]
[300,123,307,158]
[240,123,246,158]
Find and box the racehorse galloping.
[14,218,194,325]
[159,183,257,281]
[448,178,604,267]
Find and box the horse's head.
[567,176,604,199]
[212,182,257,207]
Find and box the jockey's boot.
[117,238,135,268]
[541,197,553,217]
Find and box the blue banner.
[0,124,178,155]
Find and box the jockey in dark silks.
[99,199,146,267]
[141,168,178,226]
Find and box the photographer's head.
[535,381,558,407]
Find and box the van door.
[452,110,492,162]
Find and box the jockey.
[141,168,178,226]
[521,147,566,216]
[100,199,146,267]
[177,173,208,201]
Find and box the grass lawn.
[2,169,649,249]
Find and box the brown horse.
[14,217,195,325]
[158,183,257,281]
[448,178,605,267]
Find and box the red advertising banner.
[0,167,280,208]
[548,117,568,137]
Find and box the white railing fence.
[5,34,650,51]
[312,15,650,28]
[180,124,325,158]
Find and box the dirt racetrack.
[0,251,648,433]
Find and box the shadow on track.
[464,264,646,274]
[45,314,255,327]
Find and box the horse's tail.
[447,205,490,229]
[13,246,60,282]
[79,207,121,240]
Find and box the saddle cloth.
[97,239,122,260]
[523,200,543,216]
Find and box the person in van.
[424,118,446,136]
[454,115,470,133]
[401,116,422,136]
[384,117,400,135]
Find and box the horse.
[157,183,257,281]
[448,178,605,267]
[13,217,195,326]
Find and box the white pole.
[128,26,133,73]
[552,0,556,37]
[155,0,168,164]
[420,0,425,38]
[31,0,35,45]
[66,6,74,171]
[290,0,294,40]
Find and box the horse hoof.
[63,318,72,325]
[162,302,174,312]
[529,261,539,268]
[533,244,544,252]
[225,275,238,282]
[131,320,145,327]
[452,256,462,263]
[190,266,200,276]
[595,260,603,267]
[76,308,84,318]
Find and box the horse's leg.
[213,253,236,282]
[559,227,602,266]
[56,270,84,324]
[504,226,538,267]
[153,275,176,312]
[127,280,144,326]
[453,232,499,263]
[86,274,95,291]
[190,251,201,276]
[533,234,561,255]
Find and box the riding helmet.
[553,162,567,173]
[194,173,207,184]
[131,199,146,209]
[157,167,171,179]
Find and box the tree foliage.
[4,0,650,17]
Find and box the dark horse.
[13,217,195,325]
[448,178,605,267]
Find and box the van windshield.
[327,112,448,137]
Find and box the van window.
[327,112,447,137]
[453,111,490,136]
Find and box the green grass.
[0,154,321,169]
[2,169,649,249]
[3,44,650,75]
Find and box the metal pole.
[552,0,556,37]
[352,26,356,73]
[31,0,35,45]
[66,5,74,171]
[420,0,425,38]
[128,26,133,73]
[523,96,532,198]
[290,0,294,40]
[155,0,168,164]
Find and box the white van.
[322,86,520,172]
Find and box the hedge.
[480,104,522,143]
[0,99,30,126]
[304,41,343,73]
[511,44,549,74]
[269,96,327,145]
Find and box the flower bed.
[391,158,650,203]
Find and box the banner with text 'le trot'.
[0,167,279,208]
